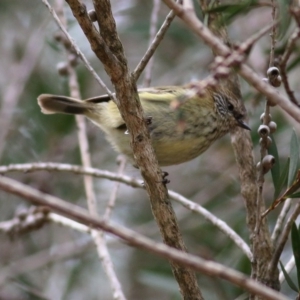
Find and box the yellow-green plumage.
[38,84,248,166]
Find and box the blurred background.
[0,0,299,299]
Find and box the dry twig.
[0,176,289,300]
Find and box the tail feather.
[37,94,91,115]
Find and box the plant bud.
[259,136,272,148]
[88,9,98,22]
[69,54,78,67]
[267,67,280,78]
[256,161,261,171]
[57,62,69,76]
[270,75,282,87]
[258,125,270,137]
[54,32,63,42]
[266,98,277,107]
[268,121,277,133]
[260,112,272,123]
[214,66,230,78]
[214,56,224,65]
[267,67,281,88]
[262,155,275,173]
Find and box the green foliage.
[288,130,300,187]
[269,135,281,196]
[270,131,300,199]
[292,222,300,290]
[205,0,258,25]
[280,261,299,293]
[277,0,293,40]
[281,222,300,297]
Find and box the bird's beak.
[236,118,251,130]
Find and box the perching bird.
[38,84,249,166]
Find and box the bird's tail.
[37,94,93,115]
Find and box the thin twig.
[41,0,116,101]
[133,6,176,81]
[269,0,277,68]
[54,1,126,299]
[271,198,292,244]
[162,0,300,123]
[0,237,93,286]
[0,162,142,187]
[0,24,45,159]
[168,190,252,260]
[0,176,289,300]
[0,162,252,259]
[279,255,295,283]
[103,156,127,221]
[268,202,300,279]
[143,0,161,87]
[279,27,300,106]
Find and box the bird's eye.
[227,102,234,111]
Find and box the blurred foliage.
[280,222,300,298]
[0,0,299,299]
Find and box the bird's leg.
[159,171,170,185]
[145,116,152,125]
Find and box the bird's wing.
[84,86,190,104]
[138,86,189,103]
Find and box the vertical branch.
[64,1,203,299]
[279,24,300,106]
[133,5,177,81]
[0,26,45,159]
[197,0,276,294]
[143,0,161,87]
[103,156,127,221]
[54,1,126,299]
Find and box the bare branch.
[279,27,300,106]
[0,237,93,286]
[54,1,126,298]
[103,156,127,221]
[0,176,289,300]
[143,0,161,87]
[134,3,176,82]
[271,199,292,244]
[268,203,300,279]
[41,0,115,100]
[162,0,300,123]
[0,24,45,159]
[64,0,203,297]
[0,162,251,259]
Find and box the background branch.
[0,176,289,300]
[64,0,203,298]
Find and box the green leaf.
[292,222,300,289]
[205,0,258,25]
[287,54,300,72]
[274,158,290,199]
[279,261,299,292]
[277,0,293,41]
[269,135,280,190]
[288,130,299,187]
[288,192,300,199]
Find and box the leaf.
[277,0,293,41]
[269,135,280,191]
[274,158,290,199]
[205,0,258,25]
[288,192,300,199]
[288,130,300,187]
[292,222,300,289]
[287,54,300,72]
[279,261,299,292]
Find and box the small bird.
[38,84,250,166]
